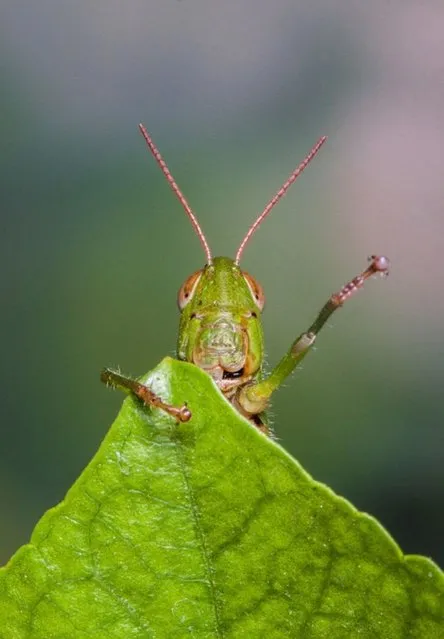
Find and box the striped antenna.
[235,135,327,265]
[139,123,213,264]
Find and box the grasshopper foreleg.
[101,369,191,422]
[238,256,390,416]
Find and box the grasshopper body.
[102,125,389,434]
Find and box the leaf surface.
[1,358,443,638]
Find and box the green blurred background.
[1,2,443,567]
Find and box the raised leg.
[238,256,390,415]
[101,368,192,422]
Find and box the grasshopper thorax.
[177,257,265,393]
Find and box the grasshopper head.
[177,257,265,388]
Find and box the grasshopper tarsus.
[333,254,390,306]
[308,254,390,335]
[101,368,192,423]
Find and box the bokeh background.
[1,2,443,568]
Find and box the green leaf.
[1,358,443,638]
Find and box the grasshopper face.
[177,257,265,397]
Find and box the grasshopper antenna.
[139,123,213,265]
[235,135,327,265]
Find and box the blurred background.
[1,1,443,567]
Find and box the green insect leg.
[238,255,390,416]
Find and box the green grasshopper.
[102,124,389,433]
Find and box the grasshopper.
[102,124,389,433]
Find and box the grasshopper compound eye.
[177,270,203,310]
[242,271,265,311]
